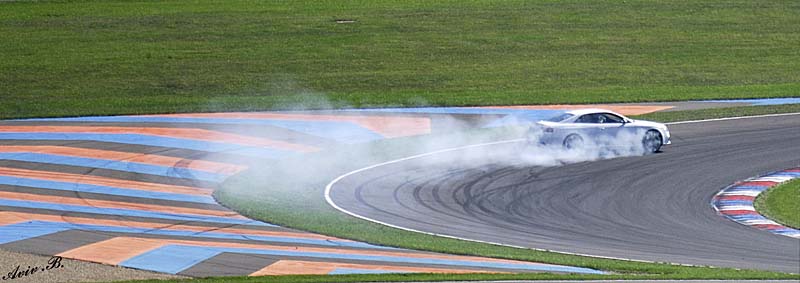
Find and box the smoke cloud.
[216,94,657,200]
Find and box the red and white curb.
[712,168,800,238]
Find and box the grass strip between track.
[755,179,800,230]
[633,103,800,123]
[205,107,800,282]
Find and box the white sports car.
[526,109,671,154]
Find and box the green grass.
[2,0,800,119]
[213,117,799,281]
[755,179,800,229]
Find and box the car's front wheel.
[642,130,663,154]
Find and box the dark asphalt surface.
[329,114,800,273]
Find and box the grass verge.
[631,103,800,123]
[2,0,800,119]
[755,179,800,229]
[211,107,800,281]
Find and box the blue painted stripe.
[770,172,800,177]
[727,215,766,221]
[767,228,799,233]
[0,176,215,204]
[774,230,800,236]
[0,133,294,159]
[702,98,800,106]
[0,222,70,244]
[0,153,226,182]
[0,220,386,250]
[0,199,272,227]
[715,200,754,206]
[121,245,604,275]
[121,244,221,274]
[329,268,400,275]
[18,116,385,144]
[727,186,768,192]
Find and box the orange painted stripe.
[152,113,432,138]
[0,213,28,227]
[0,146,246,175]
[0,167,212,196]
[60,237,506,274]
[0,191,244,218]
[251,260,495,276]
[58,237,168,265]
[0,126,319,153]
[0,211,349,242]
[479,105,674,116]
[57,236,553,266]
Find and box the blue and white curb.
[711,168,800,238]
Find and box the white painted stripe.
[665,112,800,125]
[719,190,761,197]
[718,205,756,211]
[750,176,793,182]
[324,138,676,265]
[740,219,780,226]
[326,113,800,265]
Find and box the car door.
[573,113,606,141]
[599,113,626,138]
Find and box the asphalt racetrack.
[328,114,800,273]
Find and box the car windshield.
[546,113,574,122]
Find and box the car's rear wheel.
[642,130,663,154]
[563,134,584,150]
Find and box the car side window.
[601,113,624,123]
[576,114,596,123]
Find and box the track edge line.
[324,112,800,269]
